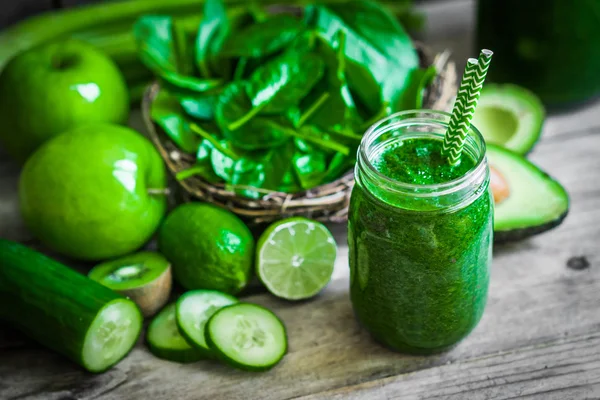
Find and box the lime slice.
[256,218,337,300]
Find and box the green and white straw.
[442,49,494,165]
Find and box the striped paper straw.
[442,49,494,165]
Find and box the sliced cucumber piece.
[176,290,238,354]
[89,252,172,317]
[83,299,143,372]
[147,303,205,363]
[206,303,287,371]
[487,144,569,242]
[472,84,544,155]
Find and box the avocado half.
[89,251,172,317]
[487,144,569,242]
[472,84,545,155]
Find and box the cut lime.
[256,218,337,300]
[176,290,238,354]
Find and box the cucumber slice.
[82,299,143,372]
[206,303,287,371]
[147,303,205,363]
[176,290,238,354]
[471,84,544,155]
[89,252,172,317]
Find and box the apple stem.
[147,188,170,196]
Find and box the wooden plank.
[0,131,598,399]
[0,0,54,28]
[298,333,600,400]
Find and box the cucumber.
[205,303,287,371]
[0,240,143,373]
[176,290,238,354]
[147,303,205,363]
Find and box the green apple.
[19,124,167,261]
[0,39,129,163]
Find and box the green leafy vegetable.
[397,64,437,109]
[189,122,239,159]
[211,140,237,181]
[300,30,361,133]
[215,82,290,150]
[246,50,325,113]
[195,0,229,79]
[180,94,218,120]
[293,151,327,189]
[141,0,428,199]
[197,138,214,163]
[151,90,199,153]
[231,140,295,198]
[220,15,305,58]
[324,152,354,182]
[278,166,302,193]
[176,164,220,183]
[134,15,222,92]
[306,0,420,112]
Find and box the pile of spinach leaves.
[134,0,434,199]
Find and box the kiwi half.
[89,251,172,317]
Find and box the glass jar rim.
[358,110,487,199]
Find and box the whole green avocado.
[19,124,167,261]
[0,39,129,163]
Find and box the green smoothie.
[349,136,493,353]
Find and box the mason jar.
[348,110,493,354]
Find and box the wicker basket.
[142,44,457,224]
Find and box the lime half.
[256,218,337,300]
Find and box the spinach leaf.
[134,15,222,92]
[278,166,302,193]
[211,140,237,181]
[196,138,214,163]
[246,50,325,113]
[306,1,420,112]
[293,151,327,189]
[195,0,229,79]
[300,31,361,133]
[220,15,305,58]
[284,126,351,156]
[180,94,219,120]
[215,82,290,150]
[231,140,295,199]
[151,89,199,153]
[324,152,354,182]
[176,163,220,183]
[190,122,239,159]
[396,65,437,109]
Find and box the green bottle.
[477,0,600,107]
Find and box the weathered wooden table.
[1,1,600,399]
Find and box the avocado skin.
[494,209,568,243]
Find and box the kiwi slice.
[471,84,545,155]
[89,252,172,317]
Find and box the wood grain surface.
[2,1,600,399]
